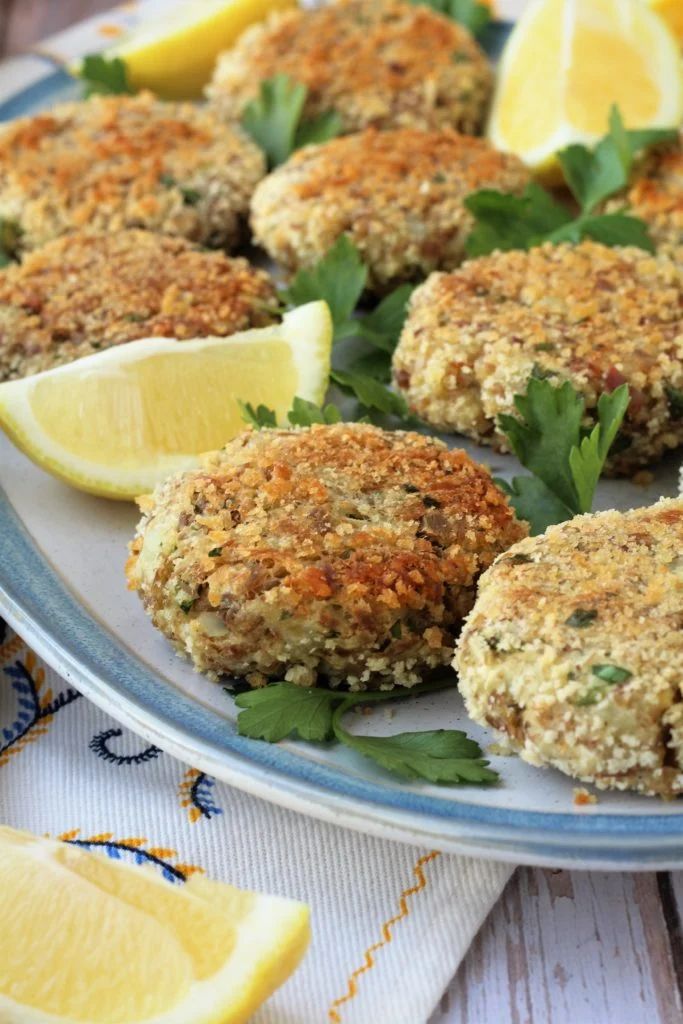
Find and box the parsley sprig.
[239,397,344,429]
[496,378,630,534]
[279,236,414,419]
[78,54,134,97]
[412,0,491,38]
[242,74,342,168]
[465,107,677,257]
[234,680,498,784]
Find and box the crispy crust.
[0,230,277,381]
[208,0,493,135]
[393,241,683,473]
[606,130,683,262]
[455,499,683,798]
[126,423,527,688]
[0,92,265,252]
[250,127,530,291]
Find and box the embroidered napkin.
[0,621,512,1023]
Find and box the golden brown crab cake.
[250,128,530,292]
[0,230,277,381]
[207,0,493,136]
[455,499,683,798]
[606,130,683,262]
[126,423,527,689]
[393,241,683,474]
[0,92,265,254]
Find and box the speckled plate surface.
[1,16,683,870]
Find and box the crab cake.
[250,129,530,291]
[456,499,683,798]
[207,0,492,136]
[0,92,265,254]
[606,130,682,262]
[393,241,683,473]
[0,230,277,381]
[126,423,527,689]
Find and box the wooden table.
[3,3,682,1022]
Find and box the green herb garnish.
[287,397,343,426]
[496,378,630,534]
[238,401,277,429]
[235,680,498,784]
[331,369,409,420]
[666,386,683,419]
[575,664,633,705]
[592,664,632,684]
[242,74,342,167]
[281,236,367,340]
[78,54,134,97]
[0,218,21,267]
[412,0,491,38]
[465,106,676,257]
[565,608,598,628]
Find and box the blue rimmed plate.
[2,19,683,870]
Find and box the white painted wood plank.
[430,869,683,1024]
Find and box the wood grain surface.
[3,4,683,1024]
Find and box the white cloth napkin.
[0,623,512,1023]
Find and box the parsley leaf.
[667,386,683,419]
[294,109,344,149]
[334,709,497,783]
[412,0,491,38]
[331,369,408,419]
[558,106,677,214]
[0,218,21,267]
[356,284,416,352]
[287,397,342,426]
[236,685,336,742]
[281,235,367,339]
[235,678,498,785]
[78,54,134,97]
[497,378,630,534]
[465,184,573,257]
[465,107,674,257]
[499,378,584,511]
[568,385,631,512]
[592,664,632,684]
[238,401,277,429]
[242,74,342,167]
[496,476,574,536]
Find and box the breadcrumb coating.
[208,0,492,136]
[250,128,530,291]
[606,130,682,263]
[455,499,683,798]
[126,424,526,689]
[393,241,683,473]
[0,92,265,253]
[0,230,277,381]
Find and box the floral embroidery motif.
[0,652,81,767]
[89,727,162,766]
[178,767,223,823]
[58,830,203,884]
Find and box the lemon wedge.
[0,301,332,501]
[488,0,683,177]
[0,826,309,1024]
[96,0,296,99]
[648,0,683,45]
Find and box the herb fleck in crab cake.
[208,0,493,136]
[250,128,530,292]
[0,92,265,254]
[393,241,683,473]
[126,423,527,689]
[0,230,277,381]
[456,499,683,798]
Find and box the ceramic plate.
[2,26,683,871]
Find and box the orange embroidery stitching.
[328,850,441,1022]
[178,767,223,823]
[57,830,204,881]
[0,635,24,662]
